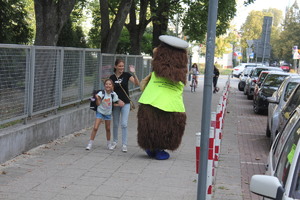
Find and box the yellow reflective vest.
[138,72,185,112]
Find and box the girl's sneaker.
[86,143,92,150]
[107,143,113,150]
[110,142,117,150]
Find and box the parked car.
[275,83,300,138]
[250,105,300,200]
[232,63,258,78]
[253,71,290,114]
[280,63,291,72]
[266,76,300,143]
[244,66,283,100]
[253,70,271,97]
[238,67,254,91]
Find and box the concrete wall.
[0,105,95,164]
[0,93,140,164]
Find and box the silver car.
[238,67,254,91]
[250,105,300,200]
[266,75,300,143]
[244,66,283,100]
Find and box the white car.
[266,75,300,143]
[250,105,300,200]
[232,63,258,78]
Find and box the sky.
[232,0,295,29]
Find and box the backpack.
[89,90,114,111]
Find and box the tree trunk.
[34,0,76,46]
[150,0,170,49]
[100,0,133,53]
[126,0,151,55]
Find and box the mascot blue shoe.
[155,150,170,160]
[145,149,156,158]
[145,149,170,160]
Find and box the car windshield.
[245,65,257,68]
[284,82,299,101]
[284,86,300,114]
[244,68,253,75]
[258,73,269,83]
[263,74,288,87]
[253,68,269,77]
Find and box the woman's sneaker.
[122,145,127,152]
[86,143,92,150]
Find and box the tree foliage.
[276,2,300,63]
[240,11,265,50]
[0,0,33,44]
[57,2,88,48]
[182,0,236,43]
[240,8,283,62]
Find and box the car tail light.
[252,79,257,83]
[234,69,239,71]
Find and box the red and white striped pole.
[206,127,215,200]
[196,132,201,174]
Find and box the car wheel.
[253,100,262,114]
[238,82,243,91]
[266,121,271,137]
[247,93,253,100]
[244,87,248,95]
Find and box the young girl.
[190,63,199,87]
[86,79,124,150]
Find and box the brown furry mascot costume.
[137,35,188,160]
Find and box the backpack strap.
[101,90,116,102]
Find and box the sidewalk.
[0,75,236,200]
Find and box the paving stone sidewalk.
[0,76,243,200]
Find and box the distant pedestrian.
[189,63,199,87]
[213,65,220,93]
[86,79,124,150]
[109,59,140,152]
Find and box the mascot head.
[152,35,189,85]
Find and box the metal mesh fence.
[0,46,29,124]
[0,44,151,126]
[61,49,81,106]
[33,47,60,114]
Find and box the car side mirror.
[267,96,279,104]
[250,175,284,199]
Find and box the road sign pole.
[197,0,218,199]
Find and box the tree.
[57,2,88,48]
[240,8,283,62]
[34,0,77,46]
[88,0,101,48]
[182,0,236,44]
[125,0,152,55]
[215,34,235,58]
[100,0,133,53]
[240,11,265,51]
[0,0,33,44]
[57,18,87,48]
[277,2,300,63]
[150,0,181,48]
